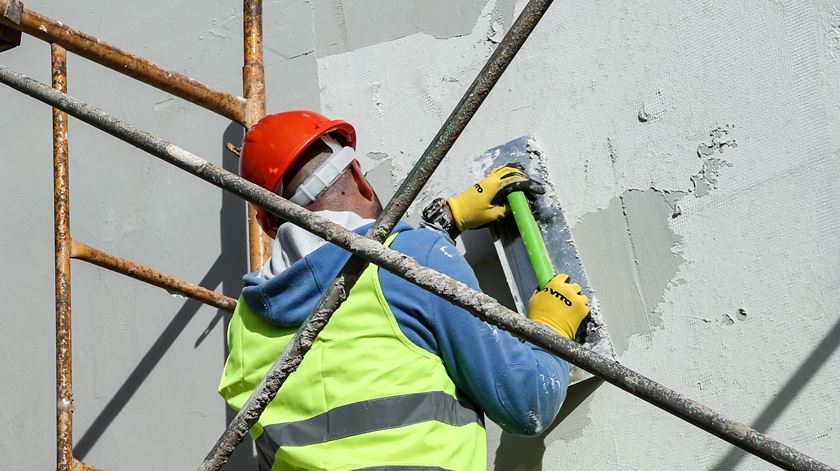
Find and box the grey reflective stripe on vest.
[354,467,452,470]
[256,391,483,452]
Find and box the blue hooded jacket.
[241,221,569,435]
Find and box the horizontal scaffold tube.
[0,0,246,123]
[71,241,237,312]
[0,65,832,471]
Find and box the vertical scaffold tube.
[243,0,270,271]
[52,43,73,471]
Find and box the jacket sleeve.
[381,230,570,435]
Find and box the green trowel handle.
[507,191,554,290]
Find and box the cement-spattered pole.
[0,66,833,471]
[202,0,561,467]
[51,43,74,471]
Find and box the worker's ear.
[349,160,374,201]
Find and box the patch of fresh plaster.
[525,137,545,158]
[691,158,734,196]
[695,125,737,158]
[487,20,505,44]
[689,125,737,197]
[573,189,686,353]
[660,189,685,218]
[312,0,515,57]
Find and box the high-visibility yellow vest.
[220,234,486,470]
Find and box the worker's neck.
[260,209,375,279]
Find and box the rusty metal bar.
[243,0,265,129]
[73,459,105,471]
[243,0,270,271]
[0,67,833,471]
[51,43,73,471]
[70,241,237,313]
[0,0,245,123]
[202,0,564,467]
[0,0,21,52]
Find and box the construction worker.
[219,110,591,470]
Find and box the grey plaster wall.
[1,1,839,470]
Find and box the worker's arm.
[382,230,569,436]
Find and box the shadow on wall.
[492,378,603,470]
[74,123,254,468]
[711,316,840,470]
[489,316,840,469]
[216,123,257,469]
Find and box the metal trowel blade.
[484,136,618,384]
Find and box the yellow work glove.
[528,274,591,341]
[447,164,545,232]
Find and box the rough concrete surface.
[1,0,839,470]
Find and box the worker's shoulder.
[383,226,478,293]
[392,226,459,261]
[391,227,469,276]
[393,225,449,248]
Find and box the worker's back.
[220,229,486,470]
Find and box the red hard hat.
[239,110,356,237]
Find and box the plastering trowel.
[486,136,617,384]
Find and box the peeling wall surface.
[2,1,840,470]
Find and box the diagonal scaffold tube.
[0,63,833,471]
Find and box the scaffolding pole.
[0,0,245,123]
[242,0,270,272]
[70,241,237,312]
[51,42,73,471]
[0,65,832,471]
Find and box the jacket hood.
[240,221,413,327]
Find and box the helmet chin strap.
[287,135,357,206]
